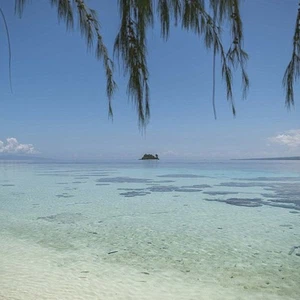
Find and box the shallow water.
[0,160,300,299]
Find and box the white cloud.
[269,129,300,148]
[0,137,38,154]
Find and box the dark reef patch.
[260,182,300,211]
[146,185,202,193]
[181,184,211,188]
[82,174,111,177]
[267,203,300,210]
[224,198,263,207]
[203,191,239,196]
[205,197,263,207]
[218,182,272,188]
[119,191,151,197]
[207,180,300,212]
[234,177,300,182]
[117,184,204,197]
[118,188,145,191]
[146,185,178,192]
[175,188,203,192]
[157,174,207,178]
[56,193,74,198]
[37,173,72,177]
[155,180,176,183]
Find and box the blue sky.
[0,0,299,160]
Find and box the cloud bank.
[0,138,38,154]
[269,129,300,148]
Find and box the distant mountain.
[234,156,300,161]
[0,154,53,161]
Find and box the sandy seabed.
[1,162,300,299]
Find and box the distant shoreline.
[233,156,300,161]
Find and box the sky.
[0,0,299,160]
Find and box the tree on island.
[2,0,299,126]
[140,154,159,160]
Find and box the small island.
[140,154,159,160]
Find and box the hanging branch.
[283,2,300,107]
[181,0,235,114]
[157,0,170,39]
[208,1,217,119]
[14,0,27,16]
[10,0,300,124]
[13,0,245,123]
[114,0,153,128]
[51,0,74,29]
[210,0,219,119]
[226,0,249,99]
[74,0,116,117]
[15,0,116,118]
[212,45,217,119]
[0,8,13,92]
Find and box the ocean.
[0,160,299,299]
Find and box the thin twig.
[283,2,300,107]
[212,45,217,119]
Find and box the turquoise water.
[0,160,300,300]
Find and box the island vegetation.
[140,154,159,160]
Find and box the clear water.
[0,160,300,300]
